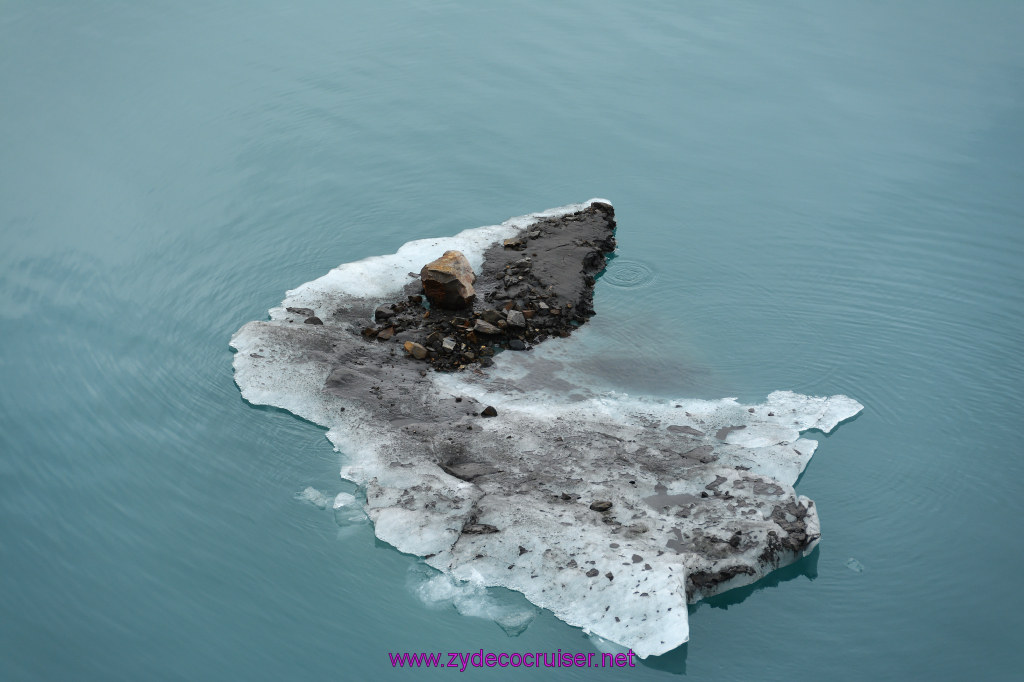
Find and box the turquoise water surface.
[2,1,1023,679]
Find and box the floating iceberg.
[231,200,862,658]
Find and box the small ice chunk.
[297,486,332,509]
[333,492,358,509]
[845,558,865,573]
[410,569,538,637]
[332,492,367,524]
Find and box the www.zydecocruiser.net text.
[389,649,638,670]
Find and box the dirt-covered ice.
[230,200,862,657]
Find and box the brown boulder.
[403,341,428,359]
[420,250,476,309]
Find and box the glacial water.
[2,1,1022,680]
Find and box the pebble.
[403,341,428,359]
[473,319,502,335]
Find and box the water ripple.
[601,259,656,288]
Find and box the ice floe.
[232,200,862,657]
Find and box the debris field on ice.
[232,200,862,657]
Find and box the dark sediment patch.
[645,483,701,511]
[357,202,616,372]
[715,425,747,441]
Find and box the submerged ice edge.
[434,365,864,486]
[230,201,863,658]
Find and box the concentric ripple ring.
[602,259,656,288]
